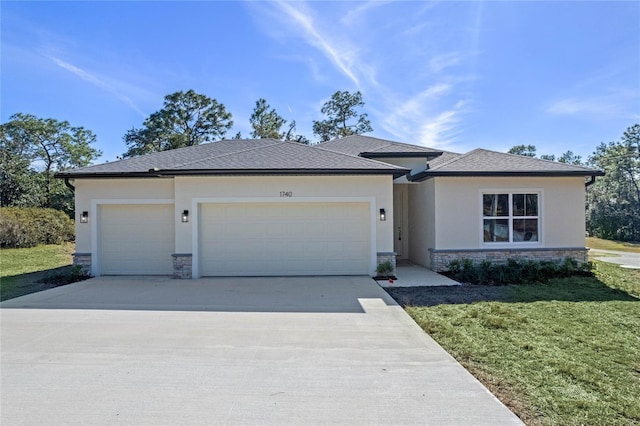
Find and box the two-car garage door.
[199,202,370,276]
[98,202,371,276]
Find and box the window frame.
[479,189,543,247]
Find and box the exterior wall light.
[379,208,386,221]
[181,210,189,223]
[80,211,89,223]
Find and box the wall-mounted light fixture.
[80,211,89,223]
[181,210,189,223]
[379,208,386,221]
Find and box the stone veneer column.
[376,252,397,274]
[73,253,92,275]
[172,253,192,279]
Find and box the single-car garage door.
[100,204,174,275]
[199,202,370,276]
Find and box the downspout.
[64,178,75,192]
[585,175,596,188]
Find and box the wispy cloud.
[251,1,477,148]
[417,101,467,149]
[341,1,392,26]
[430,52,463,73]
[48,55,147,118]
[379,86,467,149]
[273,1,360,87]
[546,91,639,119]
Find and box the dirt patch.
[384,283,511,307]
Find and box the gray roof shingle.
[56,135,602,180]
[427,149,600,174]
[318,135,441,156]
[57,139,408,178]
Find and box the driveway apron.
[1,276,522,425]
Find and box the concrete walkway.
[378,263,459,288]
[589,248,640,269]
[1,276,522,425]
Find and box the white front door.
[393,185,408,259]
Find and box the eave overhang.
[359,151,443,159]
[407,169,605,182]
[55,167,411,180]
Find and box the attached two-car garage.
[98,202,371,277]
[199,202,371,276]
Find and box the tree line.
[0,90,371,216]
[1,88,638,242]
[121,89,371,157]
[507,124,640,242]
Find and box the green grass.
[0,243,74,301]
[402,262,640,425]
[586,237,640,253]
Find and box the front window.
[483,193,539,243]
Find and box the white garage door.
[100,204,174,275]
[200,202,370,276]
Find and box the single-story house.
[56,135,603,278]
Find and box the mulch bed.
[384,283,511,307]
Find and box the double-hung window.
[482,192,539,243]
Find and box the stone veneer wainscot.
[429,247,589,272]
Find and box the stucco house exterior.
[56,135,603,279]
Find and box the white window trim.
[479,189,544,248]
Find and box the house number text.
[280,191,293,197]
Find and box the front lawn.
[387,261,640,425]
[586,237,640,253]
[0,243,77,301]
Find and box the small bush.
[0,207,75,248]
[376,261,394,277]
[446,257,593,285]
[38,265,90,285]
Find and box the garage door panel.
[200,202,370,276]
[100,204,174,275]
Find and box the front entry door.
[393,185,408,259]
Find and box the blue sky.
[2,1,639,163]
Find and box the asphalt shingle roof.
[57,139,408,178]
[56,135,602,179]
[427,149,600,174]
[318,135,441,156]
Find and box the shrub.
[376,261,394,277]
[0,207,75,248]
[38,265,90,285]
[446,257,592,285]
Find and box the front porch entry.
[393,184,409,262]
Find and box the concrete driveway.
[590,248,640,269]
[1,276,522,425]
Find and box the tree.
[312,90,373,142]
[250,99,286,139]
[539,154,556,161]
[283,120,310,145]
[586,124,640,241]
[509,146,583,165]
[558,150,582,165]
[0,113,101,212]
[507,144,537,157]
[122,89,233,157]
